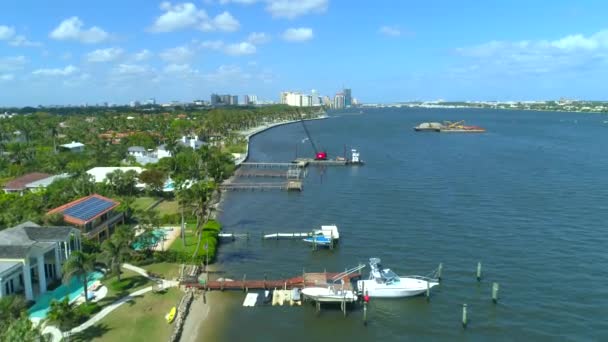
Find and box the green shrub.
[76,302,101,320]
[109,279,133,292]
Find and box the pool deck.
[153,226,181,252]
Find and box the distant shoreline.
[234,113,329,165]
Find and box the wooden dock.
[182,272,361,291]
[293,158,348,166]
[220,180,302,191]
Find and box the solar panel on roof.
[63,197,116,222]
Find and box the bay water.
[210,108,608,341]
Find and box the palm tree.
[101,233,130,281]
[47,297,77,332]
[62,251,95,303]
[188,181,217,259]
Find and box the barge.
[414,120,485,133]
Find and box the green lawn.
[168,222,219,263]
[72,288,183,342]
[142,262,181,280]
[154,200,179,216]
[97,269,152,308]
[132,197,157,211]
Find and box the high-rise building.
[311,90,321,106]
[210,94,221,106]
[333,93,345,109]
[322,96,332,107]
[343,88,352,107]
[244,95,258,105]
[231,95,239,105]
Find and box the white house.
[60,141,85,153]
[0,222,82,301]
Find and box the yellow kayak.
[165,306,176,323]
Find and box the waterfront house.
[0,222,81,301]
[60,141,85,152]
[2,173,68,195]
[126,146,159,165]
[86,166,144,184]
[47,194,123,241]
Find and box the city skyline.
[1,1,608,106]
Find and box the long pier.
[182,272,361,291]
[220,181,302,191]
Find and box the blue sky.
[1,0,607,106]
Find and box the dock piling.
[263,273,267,290]
[438,263,443,282]
[426,280,430,301]
[242,274,247,292]
[462,304,468,328]
[476,262,482,282]
[363,301,368,326]
[492,282,499,303]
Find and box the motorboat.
[301,264,365,303]
[356,258,439,298]
[301,286,358,303]
[302,225,339,246]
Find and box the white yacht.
[357,258,439,298]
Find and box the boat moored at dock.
[302,225,339,246]
[357,258,439,298]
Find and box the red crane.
[299,112,327,160]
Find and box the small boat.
[357,258,439,298]
[165,306,176,323]
[302,225,339,246]
[301,286,358,303]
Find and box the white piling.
[492,282,499,303]
[462,304,468,328]
[476,262,482,282]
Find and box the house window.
[4,282,8,295]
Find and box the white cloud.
[163,63,200,79]
[266,0,328,19]
[201,11,240,32]
[282,27,313,42]
[150,2,240,33]
[225,42,256,55]
[32,65,79,77]
[247,32,270,44]
[0,74,14,81]
[379,25,401,37]
[150,2,207,32]
[0,25,16,40]
[159,45,195,63]
[113,64,151,76]
[50,17,109,44]
[219,0,259,4]
[200,40,225,50]
[455,29,608,76]
[0,56,27,72]
[9,35,42,47]
[199,39,257,56]
[203,64,251,83]
[86,47,124,62]
[133,49,153,61]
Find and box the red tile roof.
[47,194,120,225]
[4,173,52,191]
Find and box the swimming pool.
[28,271,104,319]
[132,229,168,250]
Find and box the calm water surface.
[207,108,608,341]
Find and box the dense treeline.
[0,105,322,228]
[0,105,321,179]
